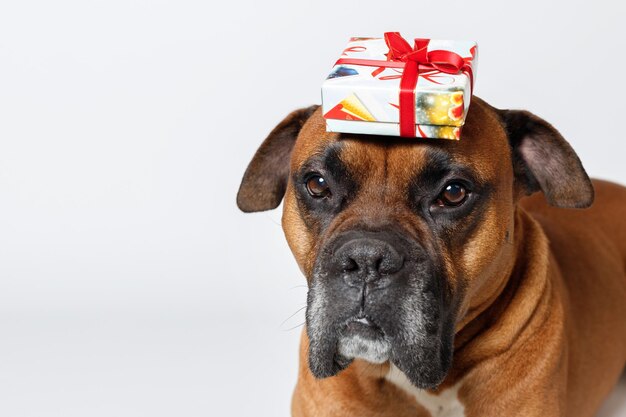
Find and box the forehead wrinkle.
[290,122,339,172]
[353,141,408,205]
[403,143,495,190]
[338,138,388,182]
[295,142,345,176]
[328,139,410,225]
[384,143,429,195]
[417,148,479,190]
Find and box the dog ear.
[497,109,594,208]
[237,105,320,213]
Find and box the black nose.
[333,238,404,287]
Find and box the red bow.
[334,32,474,137]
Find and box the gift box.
[321,33,478,140]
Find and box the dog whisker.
[279,306,307,330]
[288,284,309,290]
[281,322,306,332]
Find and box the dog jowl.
[236,99,594,390]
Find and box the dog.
[236,96,626,416]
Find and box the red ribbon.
[334,32,474,137]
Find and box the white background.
[0,0,625,416]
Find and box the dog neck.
[445,205,553,383]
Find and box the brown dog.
[237,97,626,417]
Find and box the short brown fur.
[239,97,626,416]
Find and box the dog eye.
[306,175,331,198]
[435,183,468,207]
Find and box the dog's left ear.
[237,105,320,213]
[497,109,594,208]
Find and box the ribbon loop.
[384,32,413,60]
[427,50,465,73]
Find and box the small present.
[321,33,478,140]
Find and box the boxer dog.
[236,97,626,416]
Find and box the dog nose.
[334,238,404,286]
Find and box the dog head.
[237,97,593,388]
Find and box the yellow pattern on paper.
[340,94,376,121]
[426,94,455,125]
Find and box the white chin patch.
[337,334,391,364]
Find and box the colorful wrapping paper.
[321,33,478,140]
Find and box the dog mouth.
[305,276,454,388]
[344,316,385,338]
[305,230,454,388]
[336,316,391,364]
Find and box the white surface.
[0,0,625,416]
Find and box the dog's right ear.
[237,105,319,213]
